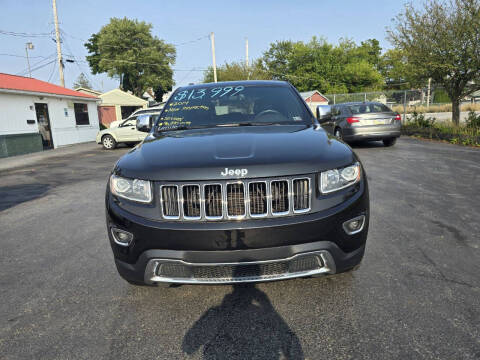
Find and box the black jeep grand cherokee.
[106,81,369,285]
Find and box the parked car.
[106,80,369,286]
[97,105,164,149]
[109,104,164,129]
[317,102,401,146]
[96,115,158,149]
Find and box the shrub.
[402,118,480,147]
[407,111,436,128]
[465,110,480,129]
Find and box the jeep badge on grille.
[221,168,248,177]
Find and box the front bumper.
[342,124,401,142]
[106,178,369,284]
[115,243,365,285]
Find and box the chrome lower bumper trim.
[144,251,336,284]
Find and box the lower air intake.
[146,251,335,284]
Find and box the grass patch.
[401,111,480,147]
[392,103,480,114]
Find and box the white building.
[0,73,100,157]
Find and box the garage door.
[98,106,116,128]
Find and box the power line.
[60,29,209,48]
[0,53,52,59]
[0,29,54,38]
[15,53,57,75]
[73,57,207,71]
[47,60,57,82]
[16,55,57,76]
[172,34,210,46]
[16,59,56,76]
[60,33,102,90]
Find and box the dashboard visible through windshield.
[156,84,312,132]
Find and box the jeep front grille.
[159,177,311,221]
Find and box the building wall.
[48,98,99,148]
[0,93,39,136]
[308,93,329,103]
[0,133,43,158]
[100,89,147,121]
[0,92,99,152]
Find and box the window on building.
[74,103,89,125]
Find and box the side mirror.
[136,115,152,132]
[316,105,332,123]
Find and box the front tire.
[383,137,397,147]
[102,135,116,150]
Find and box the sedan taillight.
[395,114,401,121]
[346,117,360,124]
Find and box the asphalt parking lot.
[0,138,479,360]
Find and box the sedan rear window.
[349,103,392,114]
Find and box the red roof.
[0,73,98,99]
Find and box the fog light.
[342,215,365,235]
[111,227,133,246]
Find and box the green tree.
[261,40,295,80]
[388,0,480,124]
[260,37,384,94]
[203,59,270,83]
[73,72,92,89]
[85,17,176,97]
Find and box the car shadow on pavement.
[0,184,50,212]
[182,265,304,360]
[349,141,387,149]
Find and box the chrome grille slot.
[161,185,179,218]
[271,180,289,215]
[293,178,310,212]
[227,183,245,217]
[204,184,223,219]
[182,185,201,219]
[249,182,267,216]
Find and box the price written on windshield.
[173,86,245,101]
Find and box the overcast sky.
[0,0,405,92]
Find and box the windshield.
[156,85,312,131]
[349,103,393,114]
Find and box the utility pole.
[426,77,431,109]
[210,32,217,83]
[245,37,249,80]
[52,0,65,87]
[25,42,34,78]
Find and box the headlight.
[320,163,361,194]
[110,175,152,203]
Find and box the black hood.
[114,125,357,181]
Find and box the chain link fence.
[324,88,480,123]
